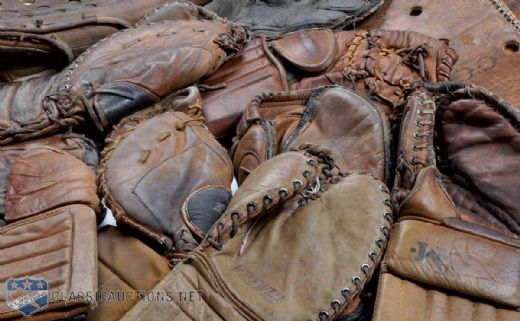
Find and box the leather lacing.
[409,93,435,166]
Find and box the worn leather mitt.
[200,28,457,138]
[0,15,246,145]
[99,87,234,260]
[5,146,99,222]
[0,204,97,321]
[394,82,520,235]
[0,0,216,82]
[205,0,383,38]
[120,147,393,321]
[231,86,392,185]
[0,133,98,217]
[86,227,170,321]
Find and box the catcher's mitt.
[99,87,234,259]
[231,86,392,185]
[0,133,98,217]
[200,28,457,138]
[0,16,246,145]
[0,0,175,82]
[205,0,384,38]
[119,148,393,321]
[394,82,520,235]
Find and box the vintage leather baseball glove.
[5,146,99,222]
[204,0,384,38]
[119,147,393,321]
[394,82,520,235]
[99,87,234,260]
[0,0,229,82]
[0,205,97,321]
[231,86,392,185]
[0,15,246,145]
[200,28,457,138]
[0,133,98,217]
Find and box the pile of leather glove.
[0,1,518,321]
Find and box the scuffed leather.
[86,227,170,321]
[0,205,97,321]
[384,220,520,308]
[200,28,457,138]
[0,16,247,144]
[120,150,393,321]
[232,86,392,185]
[373,273,520,321]
[0,133,98,216]
[99,98,233,256]
[205,0,384,38]
[5,146,99,222]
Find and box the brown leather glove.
[0,204,97,321]
[231,86,392,185]
[99,87,234,260]
[119,147,393,321]
[5,146,99,222]
[200,28,457,138]
[370,82,520,321]
[86,227,170,321]
[393,82,520,235]
[0,0,186,82]
[0,133,98,217]
[0,15,246,145]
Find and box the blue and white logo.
[6,277,48,317]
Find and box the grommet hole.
[410,6,423,16]
[504,40,519,54]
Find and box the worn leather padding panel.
[360,0,520,107]
[373,273,520,321]
[385,220,520,308]
[270,29,336,73]
[186,188,232,235]
[205,0,383,38]
[0,205,97,319]
[438,98,520,234]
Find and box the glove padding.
[205,0,384,38]
[120,148,393,321]
[99,87,234,259]
[0,16,246,145]
[5,146,99,222]
[0,133,98,216]
[393,82,520,235]
[200,28,457,138]
[0,205,97,321]
[231,86,392,185]
[0,0,206,82]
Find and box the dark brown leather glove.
[119,147,393,321]
[0,133,98,217]
[99,87,234,260]
[204,0,384,38]
[394,82,520,235]
[0,15,246,145]
[0,0,188,82]
[231,86,392,185]
[5,146,99,222]
[200,28,457,138]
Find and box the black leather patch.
[94,82,156,128]
[187,188,232,234]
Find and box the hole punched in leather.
[504,40,519,54]
[410,6,423,16]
